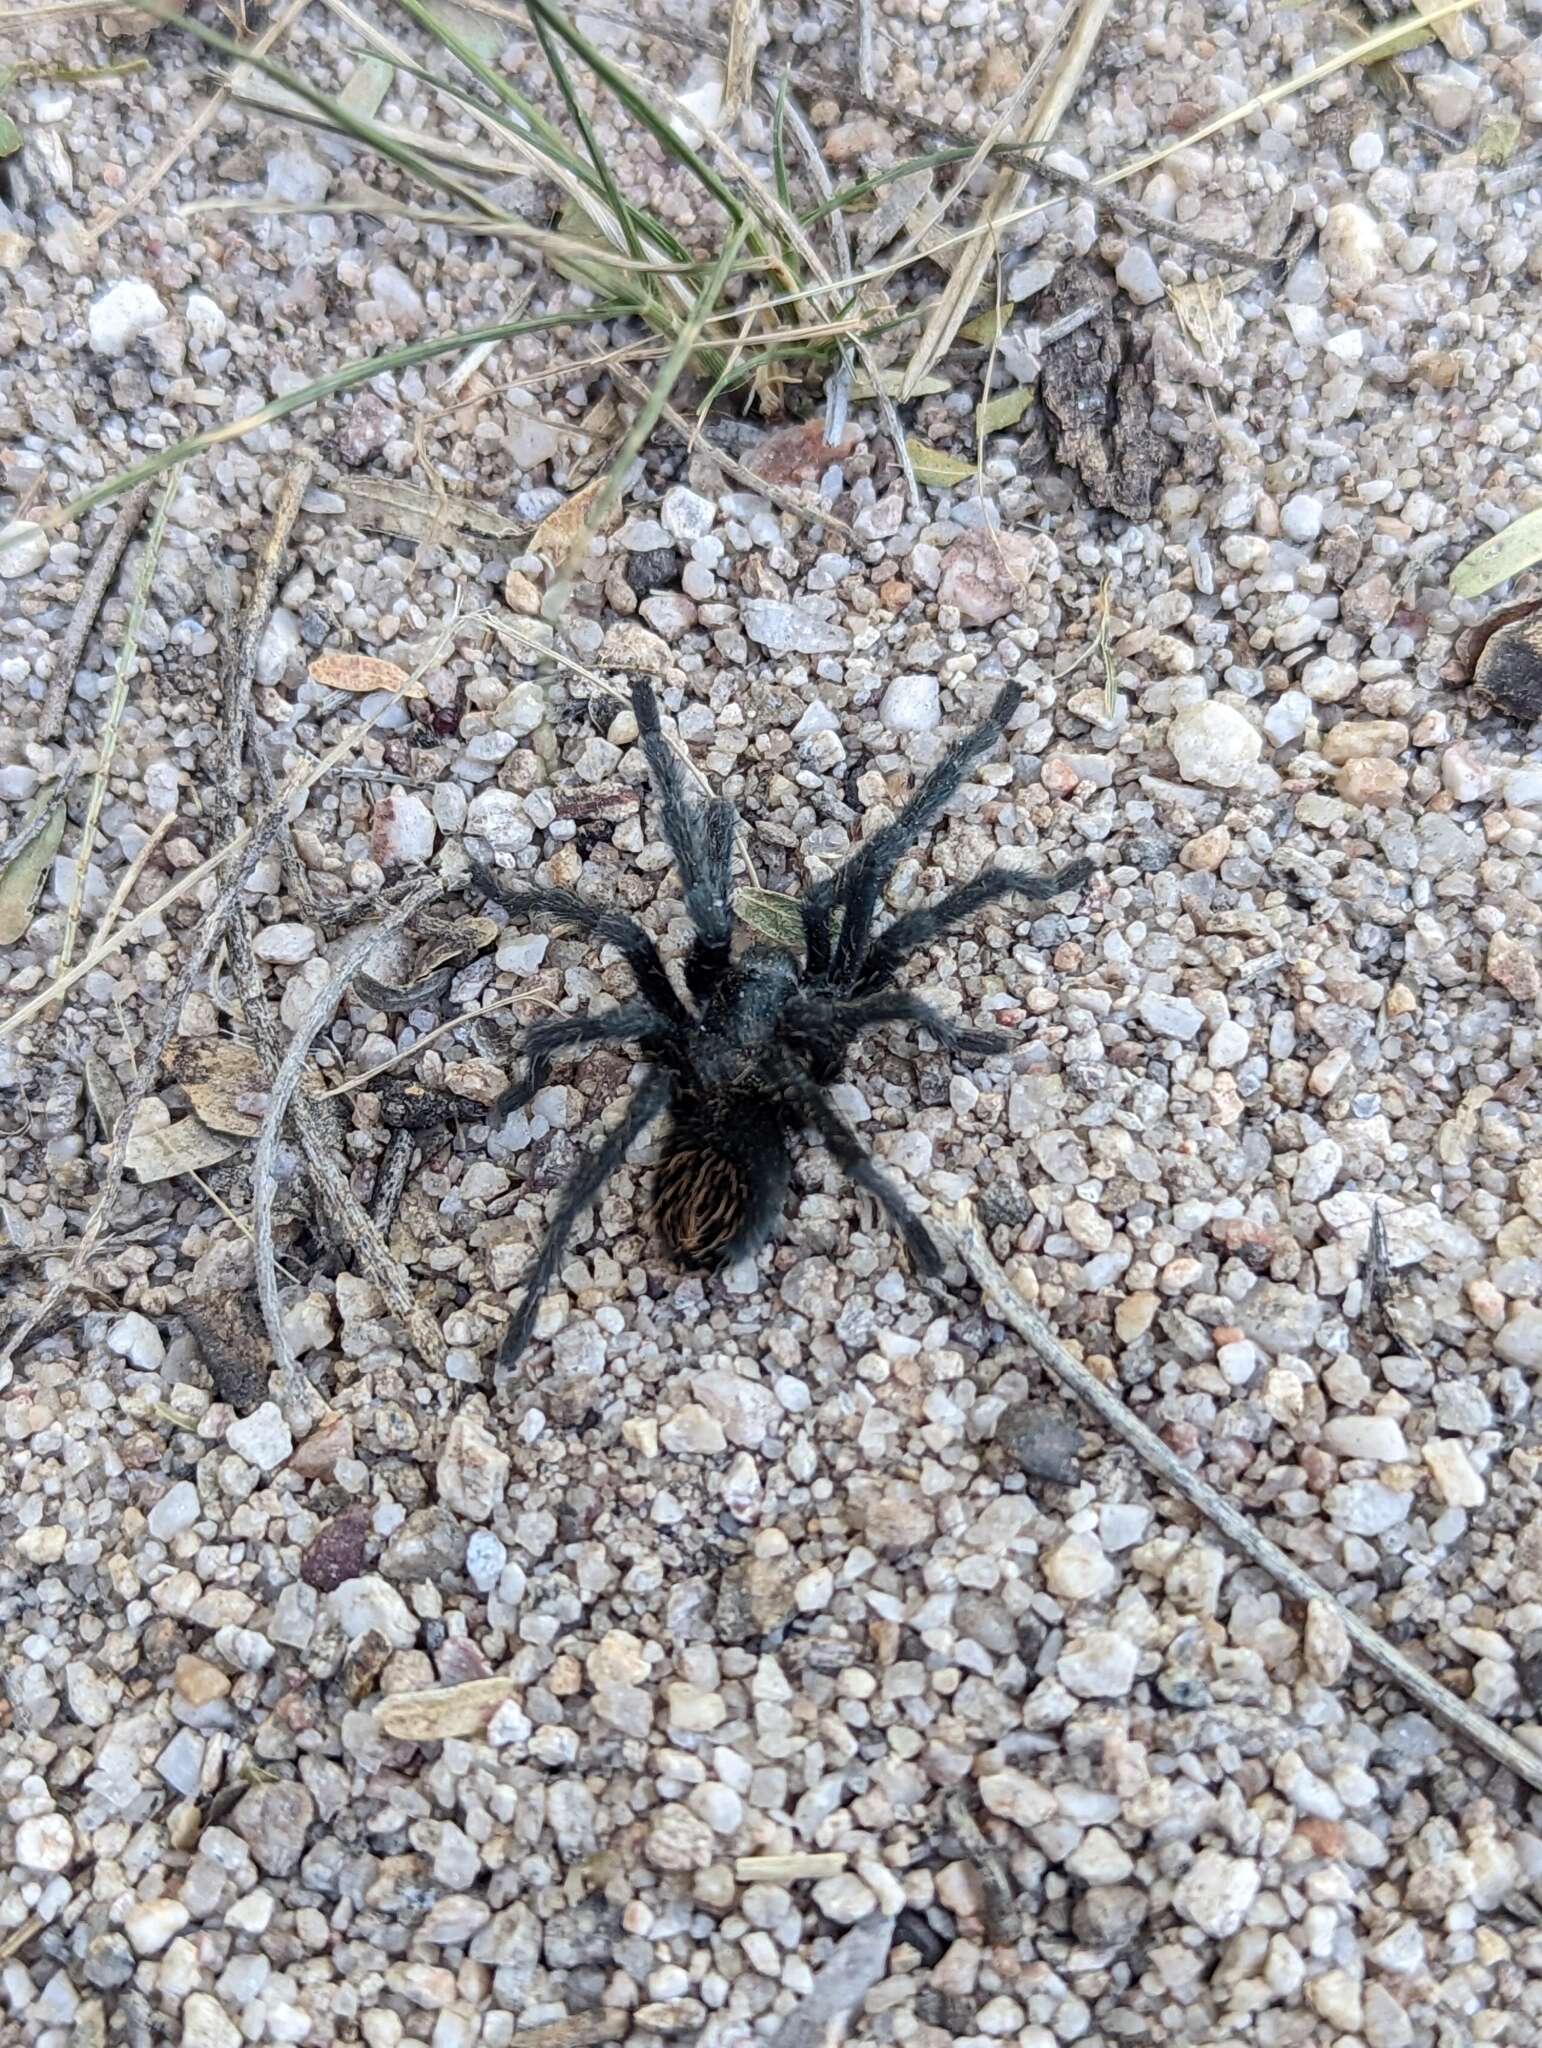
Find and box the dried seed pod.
[1472,607,1542,719]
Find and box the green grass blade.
[51,302,629,529]
[545,218,750,600]
[525,4,642,262]
[525,0,747,228]
[771,67,792,216]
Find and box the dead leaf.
[531,480,619,565]
[308,653,425,698]
[0,787,68,945]
[125,1104,240,1183]
[338,477,523,543]
[376,1676,520,1741]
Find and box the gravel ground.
[3,3,1542,2046]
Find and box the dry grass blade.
[252,876,446,1416]
[38,481,155,740]
[49,304,626,530]
[943,1201,1542,1795]
[899,0,1113,398]
[55,477,175,995]
[545,218,751,607]
[0,778,72,948]
[722,0,764,124]
[0,712,395,1043]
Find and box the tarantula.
[470,674,1092,1370]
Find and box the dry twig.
[252,875,446,1416]
[942,1200,1542,1796]
[38,483,156,741]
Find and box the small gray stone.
[660,485,715,542]
[740,599,851,655]
[1115,242,1164,304]
[147,1480,200,1542]
[328,1574,417,1647]
[1137,991,1205,1041]
[996,1400,1082,1484]
[232,1779,316,1877]
[266,147,331,207]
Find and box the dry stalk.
[942,1200,1542,1797]
[38,482,156,740]
[252,876,447,1416]
[900,0,1115,395]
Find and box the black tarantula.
[470,674,1092,1370]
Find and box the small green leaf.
[0,112,23,159]
[1475,116,1521,166]
[734,891,843,952]
[906,436,975,488]
[960,304,1009,345]
[848,367,950,400]
[0,788,68,945]
[734,888,807,950]
[1450,508,1542,600]
[977,386,1034,435]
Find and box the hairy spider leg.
[498,1069,674,1371]
[785,988,1012,1081]
[852,857,1096,996]
[495,1002,662,1119]
[468,863,694,1031]
[629,674,738,1002]
[823,681,1025,989]
[783,1067,944,1278]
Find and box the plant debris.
[1037,262,1172,520]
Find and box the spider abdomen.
[654,1087,792,1270]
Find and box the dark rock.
[300,1508,369,1592]
[997,1400,1083,1485]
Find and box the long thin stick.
[91,810,177,951]
[38,483,155,740]
[55,477,175,993]
[252,877,445,1414]
[942,1201,1542,1795]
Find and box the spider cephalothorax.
[471,674,1092,1370]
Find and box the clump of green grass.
[41,0,1476,571]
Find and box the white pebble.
[1174,1850,1260,1938]
[88,277,169,357]
[1281,494,1322,544]
[107,1311,165,1370]
[226,1401,294,1473]
[660,485,715,542]
[252,921,317,965]
[1168,701,1261,789]
[16,1813,74,1874]
[124,1897,189,1955]
[147,1480,201,1542]
[0,520,49,579]
[878,673,940,733]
